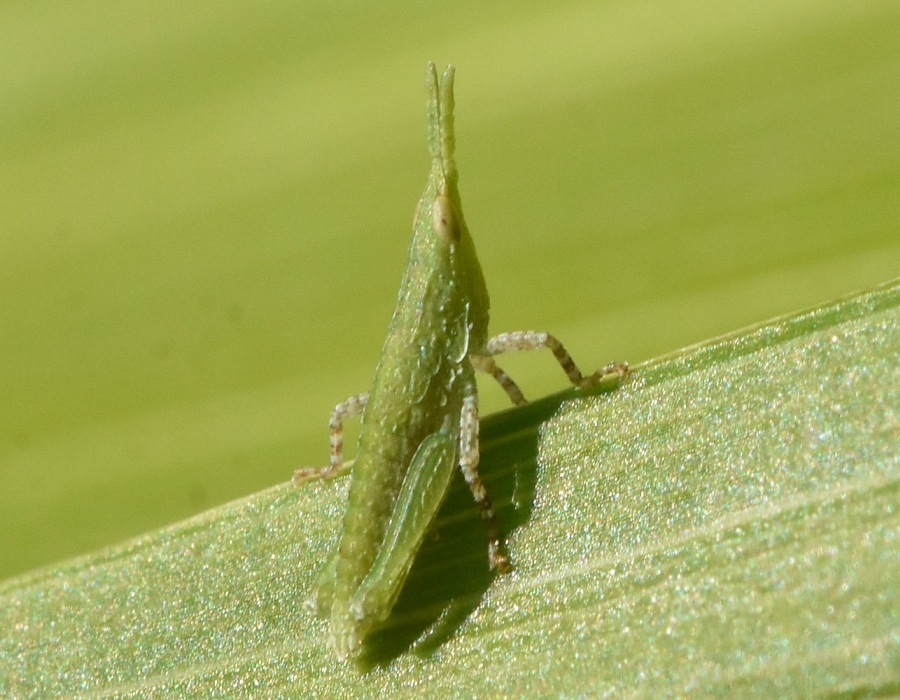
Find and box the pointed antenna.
[439,65,456,163]
[425,62,441,160]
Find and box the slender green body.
[313,63,490,659]
[304,63,628,660]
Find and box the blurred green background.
[1,0,897,581]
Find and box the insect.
[295,62,628,660]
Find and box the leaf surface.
[2,280,897,698]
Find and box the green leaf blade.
[2,280,897,698]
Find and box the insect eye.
[431,195,460,243]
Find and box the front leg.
[293,392,368,482]
[468,354,527,407]
[472,331,628,404]
[458,381,512,573]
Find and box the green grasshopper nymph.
[295,62,628,660]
